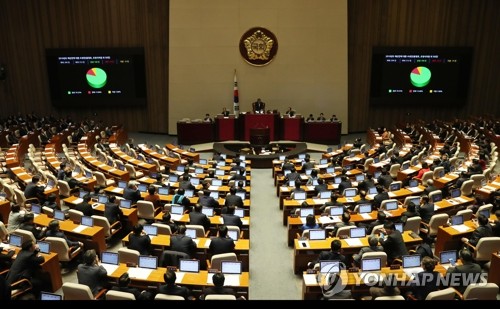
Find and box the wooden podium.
[250,127,270,146]
[216,115,236,141]
[243,113,278,141]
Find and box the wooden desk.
[293,231,422,274]
[434,220,476,256]
[165,144,200,162]
[109,145,156,173]
[216,116,237,141]
[137,144,180,169]
[0,199,10,224]
[78,144,129,181]
[176,122,215,145]
[488,253,500,286]
[281,116,303,141]
[303,122,341,145]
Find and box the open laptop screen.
[201,207,214,217]
[138,255,158,269]
[300,208,314,217]
[98,195,108,204]
[54,209,65,221]
[234,208,245,218]
[143,225,158,236]
[9,234,22,247]
[185,228,197,239]
[179,259,200,273]
[401,162,410,170]
[326,167,335,174]
[309,229,326,240]
[117,180,127,189]
[408,179,419,188]
[169,174,179,182]
[384,201,398,211]
[358,204,372,214]
[221,261,242,274]
[184,189,194,198]
[79,190,89,198]
[236,192,246,200]
[40,292,62,301]
[402,255,421,268]
[319,260,340,274]
[349,227,366,238]
[101,251,119,265]
[319,191,331,199]
[81,216,94,227]
[355,174,365,182]
[120,199,132,209]
[137,184,148,192]
[37,241,50,254]
[31,204,41,214]
[450,188,461,198]
[158,187,169,195]
[432,192,443,202]
[329,206,344,216]
[199,159,207,165]
[190,178,200,186]
[440,250,458,265]
[195,167,204,174]
[479,209,490,219]
[320,158,328,165]
[293,191,306,200]
[215,169,225,176]
[390,182,401,191]
[368,187,378,195]
[227,230,239,241]
[450,215,464,226]
[209,191,219,199]
[361,258,381,272]
[344,188,357,198]
[171,205,184,215]
[408,197,420,207]
[394,222,404,233]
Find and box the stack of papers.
[128,268,153,280]
[344,238,363,247]
[450,225,471,233]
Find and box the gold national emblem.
[239,27,278,66]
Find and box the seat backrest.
[44,236,71,261]
[124,164,136,178]
[428,190,442,202]
[410,155,419,166]
[474,237,500,262]
[428,213,449,236]
[12,229,36,243]
[425,287,457,300]
[370,224,384,236]
[336,225,356,238]
[226,225,241,239]
[62,282,94,300]
[93,171,107,187]
[210,252,238,271]
[471,174,485,189]
[361,251,387,267]
[389,164,400,178]
[460,180,474,196]
[380,199,398,211]
[13,188,26,207]
[364,158,374,171]
[137,200,155,220]
[185,224,206,238]
[463,283,499,300]
[375,295,405,300]
[433,166,444,179]
[42,206,54,216]
[0,221,9,241]
[403,196,420,207]
[421,171,434,185]
[106,290,135,300]
[456,209,473,221]
[159,250,190,268]
[152,223,172,235]
[477,203,493,216]
[91,215,111,237]
[155,293,185,300]
[204,294,237,300]
[57,180,72,197]
[403,216,422,234]
[118,247,140,265]
[68,209,84,224]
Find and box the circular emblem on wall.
[239,27,278,66]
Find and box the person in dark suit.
[75,194,94,217]
[379,221,408,265]
[281,158,294,171]
[221,205,243,229]
[309,239,347,268]
[45,219,83,248]
[316,113,326,122]
[284,167,300,185]
[127,223,152,255]
[373,185,390,209]
[230,161,246,174]
[253,98,265,114]
[406,256,442,300]
[221,107,230,117]
[352,236,384,266]
[367,211,387,235]
[358,173,376,192]
[170,225,197,258]
[199,272,245,300]
[338,176,353,195]
[123,181,142,204]
[104,195,123,224]
[377,168,393,189]
[417,195,434,224]
[369,273,401,299]
[224,186,244,209]
[401,202,418,218]
[209,225,235,255]
[189,204,211,232]
[56,163,67,180]
[320,192,345,213]
[160,212,178,234]
[178,175,195,191]
[313,178,328,195]
[77,249,109,296]
[6,239,46,297]
[19,213,46,240]
[423,179,438,196]
[445,249,482,294]
[158,269,192,299]
[23,175,45,201]
[462,213,493,247]
[64,169,83,189]
[198,190,220,210]
[111,272,142,300]
[229,169,246,182]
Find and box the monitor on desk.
[288,180,295,187]
[79,190,89,198]
[158,187,169,195]
[450,215,464,226]
[217,161,226,167]
[298,154,306,160]
[236,192,246,200]
[221,261,242,275]
[215,169,225,176]
[40,292,62,301]
[329,206,344,216]
[117,163,125,171]
[143,225,158,236]
[279,155,286,161]
[234,208,245,218]
[81,216,94,227]
[9,234,22,247]
[319,260,340,274]
[408,197,421,207]
[85,170,93,179]
[431,192,443,202]
[101,251,119,265]
[179,259,200,273]
[402,255,421,268]
[320,158,328,165]
[312,179,319,186]
[171,205,184,215]
[326,167,335,174]
[293,191,306,200]
[228,229,239,241]
[319,191,331,199]
[220,154,227,160]
[450,188,461,198]
[202,206,214,217]
[98,195,109,204]
[119,199,132,209]
[37,240,51,254]
[344,188,357,198]
[176,165,186,172]
[138,255,158,269]
[349,227,366,238]
[479,209,490,219]
[184,189,194,198]
[309,229,326,240]
[401,162,410,171]
[300,208,314,217]
[31,204,41,214]
[169,174,179,182]
[355,174,365,182]
[361,258,382,272]
[394,222,404,233]
[358,204,372,214]
[334,177,341,184]
[137,183,148,192]
[390,182,401,191]
[440,250,458,265]
[374,171,381,178]
[368,187,378,195]
[384,200,398,211]
[210,191,219,199]
[212,179,223,187]
[195,167,204,174]
[199,159,207,165]
[185,228,197,239]
[54,209,65,221]
[117,180,127,189]
[190,178,200,186]
[438,169,445,178]
[149,172,158,179]
[408,179,419,188]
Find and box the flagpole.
[233,69,240,118]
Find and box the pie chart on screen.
[86,68,107,89]
[410,66,431,87]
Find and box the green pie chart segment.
[86,68,107,89]
[410,66,431,88]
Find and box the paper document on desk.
[455,197,468,203]
[72,225,88,233]
[175,272,185,283]
[388,192,396,198]
[101,264,119,275]
[281,187,289,192]
[360,213,373,220]
[193,239,199,245]
[366,194,375,200]
[434,205,441,211]
[303,274,318,285]
[483,186,496,192]
[127,268,153,280]
[318,216,341,225]
[492,181,500,186]
[170,214,183,221]
[112,187,122,193]
[344,238,363,247]
[404,267,424,278]
[441,177,453,181]
[203,239,211,248]
[407,187,421,193]
[72,198,83,204]
[242,219,249,225]
[447,199,458,205]
[451,225,472,233]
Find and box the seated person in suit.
[42,193,58,210]
[111,272,142,300]
[445,248,482,294]
[189,204,211,232]
[305,114,315,122]
[209,225,235,255]
[352,235,384,266]
[369,273,401,299]
[225,186,244,209]
[158,269,193,299]
[462,213,493,247]
[316,113,326,122]
[309,239,347,269]
[123,181,142,204]
[45,219,83,248]
[320,192,345,213]
[104,195,123,224]
[252,98,265,114]
[77,249,109,296]
[406,257,442,300]
[19,213,46,240]
[203,113,213,123]
[330,114,339,122]
[229,169,246,181]
[221,107,230,117]
[284,167,300,185]
[313,178,328,195]
[127,223,152,256]
[172,188,191,208]
[199,272,245,300]
[199,189,220,210]
[144,185,161,208]
[160,212,178,234]
[379,221,408,265]
[416,195,434,224]
[170,225,197,258]
[221,205,243,229]
[23,175,45,202]
[75,194,94,217]
[301,214,320,231]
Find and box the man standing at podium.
[253,98,265,114]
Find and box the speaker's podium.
[250,127,270,146]
[216,114,237,141]
[243,113,278,141]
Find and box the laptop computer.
[355,174,365,182]
[432,192,443,202]
[394,222,404,233]
[344,164,353,170]
[300,208,315,217]
[344,188,357,198]
[138,255,158,269]
[199,159,207,165]
[402,254,424,279]
[101,251,119,265]
[179,259,200,273]
[358,204,372,214]
[408,179,419,188]
[234,208,245,218]
[194,167,204,174]
[326,167,335,174]
[169,174,179,182]
[360,258,382,283]
[31,204,41,214]
[202,206,214,217]
[309,229,326,240]
[288,180,296,187]
[450,215,464,226]
[190,178,200,186]
[143,225,158,237]
[479,209,490,219]
[9,234,22,247]
[158,187,169,195]
[98,195,109,204]
[137,183,148,192]
[40,292,62,301]
[221,261,242,275]
[368,187,378,195]
[54,209,65,221]
[305,169,312,176]
[117,163,125,171]
[210,191,219,199]
[384,201,398,211]
[440,250,458,269]
[85,170,93,179]
[119,199,132,209]
[312,179,319,186]
[185,228,197,239]
[450,188,461,199]
[37,240,51,254]
[117,180,127,189]
[390,182,401,191]
[79,190,89,198]
[319,260,340,274]
[184,189,194,198]
[319,191,331,199]
[217,161,226,167]
[215,169,225,176]
[236,192,246,200]
[334,177,341,184]
[408,197,420,207]
[320,158,328,165]
[227,230,239,241]
[149,172,158,179]
[46,179,55,190]
[293,191,306,201]
[284,170,291,176]
[298,154,306,160]
[349,227,367,238]
[81,216,94,227]
[211,179,223,187]
[176,165,186,172]
[401,162,410,171]
[171,205,184,215]
[373,171,382,178]
[329,206,344,216]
